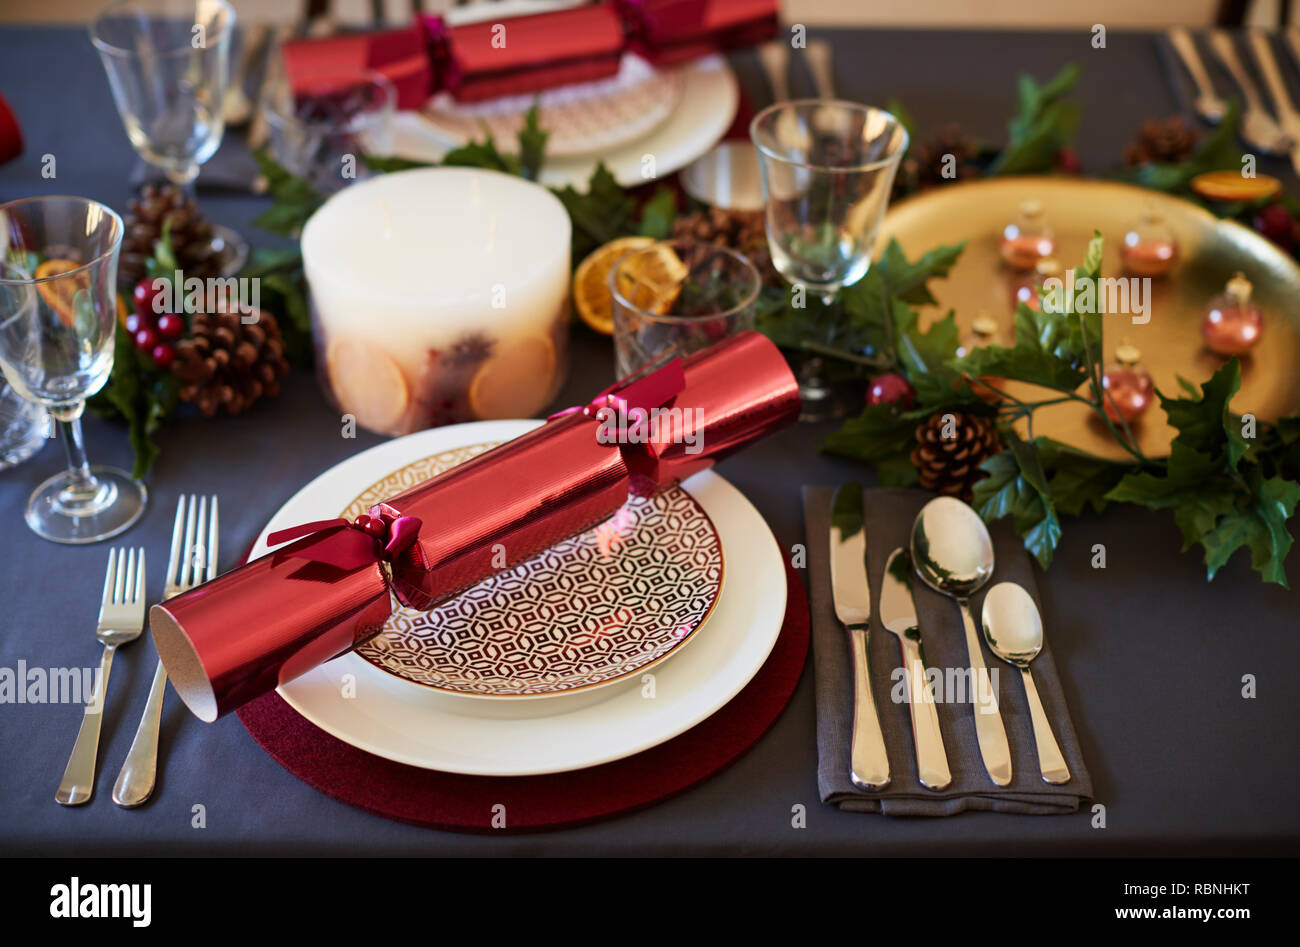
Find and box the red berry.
[1055,147,1081,174]
[134,327,158,351]
[124,312,148,335]
[150,343,175,370]
[156,313,185,339]
[867,373,916,409]
[133,277,167,317]
[1253,203,1294,250]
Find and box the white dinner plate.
[252,419,785,776]
[386,55,739,189]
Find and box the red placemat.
[237,560,808,833]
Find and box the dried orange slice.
[34,258,88,328]
[1190,170,1282,203]
[573,236,653,334]
[615,242,688,315]
[468,334,557,420]
[325,337,410,433]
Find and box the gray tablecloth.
[1,24,1298,856]
[805,486,1091,815]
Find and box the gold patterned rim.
[339,442,725,698]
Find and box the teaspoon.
[981,582,1071,784]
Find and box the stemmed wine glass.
[90,0,245,264]
[0,196,147,544]
[750,100,908,418]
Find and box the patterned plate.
[418,54,686,159]
[339,443,724,698]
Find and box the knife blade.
[829,484,890,791]
[879,547,952,791]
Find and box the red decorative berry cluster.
[128,277,185,370]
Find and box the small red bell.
[1102,343,1154,423]
[1202,272,1263,356]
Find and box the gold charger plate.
[878,176,1300,459]
[339,442,724,698]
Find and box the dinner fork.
[55,547,146,806]
[112,495,218,809]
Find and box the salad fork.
[55,547,146,806]
[112,495,218,808]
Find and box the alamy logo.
[49,878,151,927]
[0,662,98,704]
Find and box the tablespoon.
[1167,28,1228,124]
[910,497,1012,786]
[981,582,1070,785]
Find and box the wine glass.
[0,196,147,544]
[90,0,245,262]
[750,100,908,417]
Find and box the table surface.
[2,24,1298,857]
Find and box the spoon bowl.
[910,496,995,598]
[981,581,1044,667]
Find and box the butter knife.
[1248,31,1300,175]
[879,548,952,791]
[829,484,890,790]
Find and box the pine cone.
[120,182,221,287]
[171,309,290,417]
[912,124,983,188]
[1124,116,1200,167]
[910,411,1001,501]
[670,206,780,287]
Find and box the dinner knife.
[879,547,952,791]
[829,484,890,790]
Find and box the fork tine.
[194,495,208,584]
[179,494,198,588]
[101,548,118,611]
[167,496,186,590]
[207,496,219,582]
[134,548,146,605]
[114,548,127,605]
[124,548,135,603]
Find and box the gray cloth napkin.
[804,485,1092,816]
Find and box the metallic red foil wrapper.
[618,0,779,65]
[152,331,798,720]
[281,26,432,111]
[424,6,624,104]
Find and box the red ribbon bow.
[267,511,422,572]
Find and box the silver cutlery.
[981,582,1070,785]
[1168,27,1228,124]
[1208,29,1292,154]
[829,483,890,790]
[879,547,951,791]
[56,547,146,806]
[1247,31,1300,175]
[112,495,218,808]
[910,497,1013,787]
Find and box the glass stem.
[58,413,100,496]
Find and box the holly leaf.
[873,238,966,306]
[989,63,1081,176]
[88,323,179,480]
[550,163,638,264]
[442,134,518,175]
[892,303,976,406]
[1158,358,1245,467]
[971,434,1062,569]
[822,402,922,487]
[1197,474,1300,585]
[635,187,678,240]
[516,104,548,181]
[1035,438,1128,516]
[358,154,436,173]
[250,150,325,237]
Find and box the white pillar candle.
[301,167,571,434]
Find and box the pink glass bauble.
[1202,273,1263,356]
[1000,199,1056,270]
[1120,211,1177,277]
[1102,344,1154,423]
